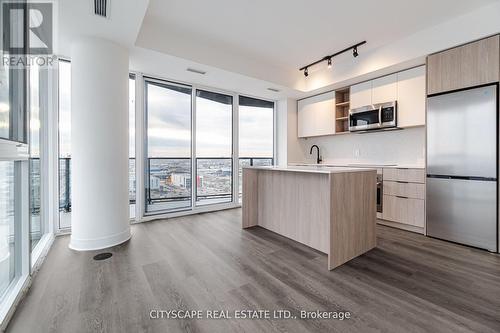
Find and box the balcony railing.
[56,156,273,212]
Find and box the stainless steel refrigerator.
[427,84,498,252]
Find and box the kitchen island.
[242,166,377,270]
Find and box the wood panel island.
[242,166,377,270]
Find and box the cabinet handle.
[396,181,409,184]
[396,195,409,199]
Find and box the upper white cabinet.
[297,92,335,138]
[372,74,397,104]
[297,67,426,138]
[397,66,426,128]
[349,66,426,128]
[350,81,372,109]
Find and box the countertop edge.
[288,163,425,169]
[243,166,377,174]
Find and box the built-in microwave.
[349,101,397,132]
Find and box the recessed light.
[186,68,206,75]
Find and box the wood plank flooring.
[7,208,500,333]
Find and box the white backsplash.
[295,126,425,167]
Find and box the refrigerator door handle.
[427,174,497,182]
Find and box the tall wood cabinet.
[427,35,500,95]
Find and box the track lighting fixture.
[299,41,366,77]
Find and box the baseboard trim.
[69,228,131,251]
[377,219,424,234]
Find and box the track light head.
[299,41,365,75]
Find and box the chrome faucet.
[309,145,322,164]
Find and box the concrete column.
[69,37,130,251]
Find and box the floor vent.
[93,0,109,18]
[93,252,113,261]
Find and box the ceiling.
[57,0,149,56]
[57,0,499,99]
[137,0,498,86]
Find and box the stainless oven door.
[349,105,381,131]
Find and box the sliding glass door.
[143,78,274,215]
[238,96,274,200]
[195,90,233,206]
[129,76,136,218]
[58,60,71,229]
[0,34,29,315]
[145,80,192,213]
[0,161,17,300]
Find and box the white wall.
[297,127,425,166]
[277,98,306,165]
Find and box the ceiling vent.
[93,0,109,18]
[186,68,206,75]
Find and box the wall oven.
[349,101,397,132]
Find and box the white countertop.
[289,162,425,169]
[243,165,377,174]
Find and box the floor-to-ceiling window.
[58,60,71,229]
[145,80,192,213]
[129,75,136,219]
[195,90,233,206]
[0,161,18,300]
[238,96,274,201]
[143,78,275,215]
[29,64,42,251]
[0,62,26,297]
[56,68,275,219]
[0,43,29,317]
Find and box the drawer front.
[383,181,425,199]
[383,168,425,183]
[382,195,425,227]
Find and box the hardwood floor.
[7,208,500,333]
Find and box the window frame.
[143,77,194,215]
[194,88,234,207]
[138,73,276,220]
[55,58,72,232]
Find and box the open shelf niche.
[335,87,350,133]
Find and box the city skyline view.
[57,63,274,218]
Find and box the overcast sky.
[58,63,273,159]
